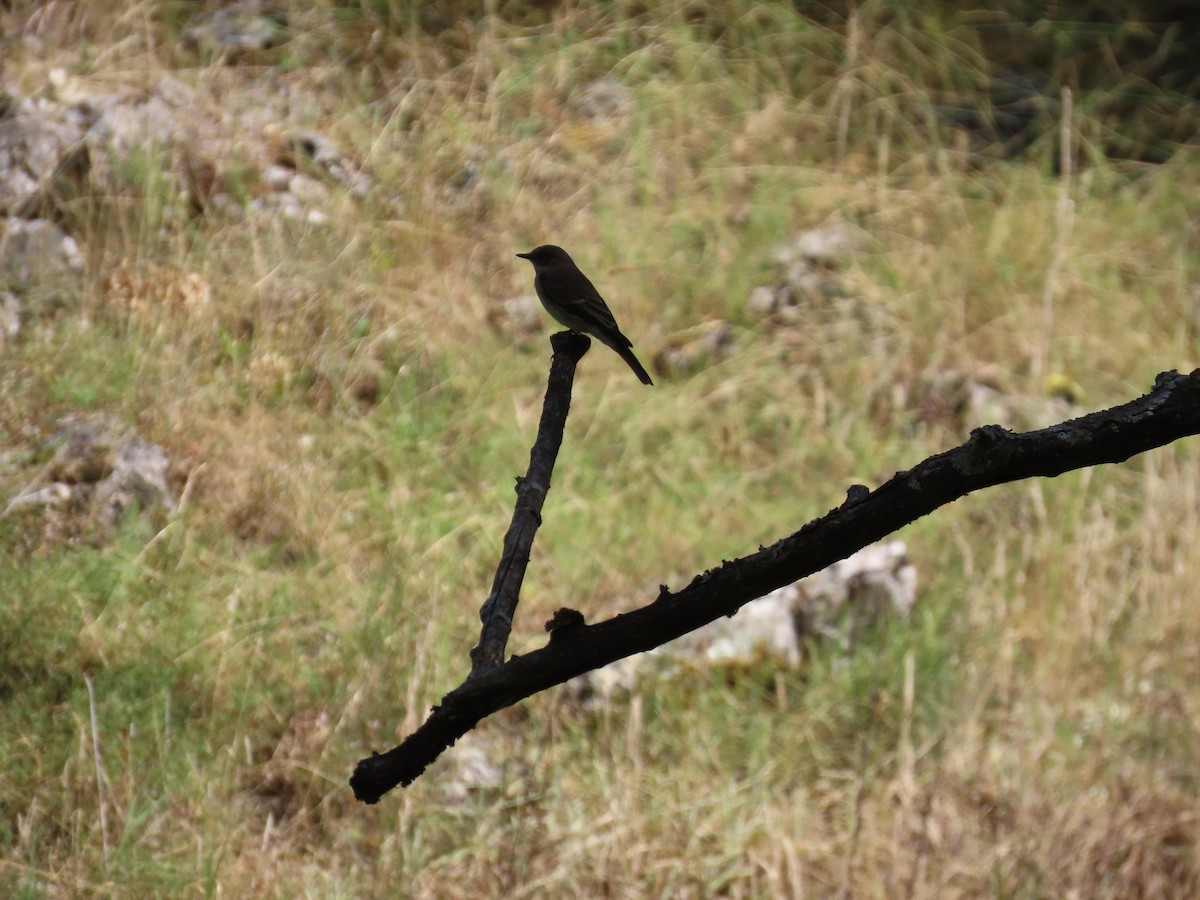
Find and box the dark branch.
[469,330,590,677]
[351,369,1200,804]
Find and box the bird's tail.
[616,344,654,386]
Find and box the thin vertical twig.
[1037,86,1074,384]
[899,650,921,899]
[835,2,861,168]
[84,672,109,870]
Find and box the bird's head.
[516,245,572,268]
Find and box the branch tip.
[550,330,591,362]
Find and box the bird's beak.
[516,252,531,260]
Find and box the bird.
[516,245,653,386]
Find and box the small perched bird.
[517,245,653,385]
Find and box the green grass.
[2,0,1200,895]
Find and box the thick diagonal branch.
[351,369,1200,804]
[469,330,590,677]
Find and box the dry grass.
[2,1,1199,896]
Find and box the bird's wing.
[549,273,623,334]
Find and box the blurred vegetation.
[1,0,1199,895]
